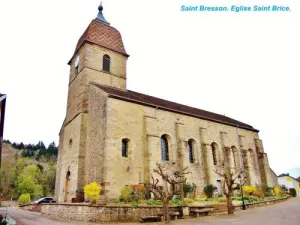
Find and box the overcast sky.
[0,0,299,175]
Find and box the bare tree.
[214,164,247,214]
[147,162,188,224]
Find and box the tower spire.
[96,1,110,25]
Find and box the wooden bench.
[157,211,180,221]
[190,208,213,217]
[139,216,161,222]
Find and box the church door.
[64,171,71,202]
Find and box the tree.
[214,163,247,214]
[45,164,56,195]
[18,142,25,150]
[12,142,17,149]
[147,162,188,224]
[15,165,44,199]
[0,160,15,197]
[18,193,31,206]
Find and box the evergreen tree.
[12,142,17,149]
[19,142,25,150]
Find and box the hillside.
[0,141,57,200]
[1,143,22,161]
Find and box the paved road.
[1,197,299,225]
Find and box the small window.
[161,135,169,161]
[75,55,80,74]
[103,54,111,72]
[188,139,195,163]
[122,139,129,157]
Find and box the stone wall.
[102,97,265,198]
[39,204,179,222]
[0,201,18,207]
[20,197,291,222]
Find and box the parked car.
[33,197,56,204]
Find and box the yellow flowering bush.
[243,186,257,196]
[120,185,133,202]
[274,186,282,196]
[84,182,102,203]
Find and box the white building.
[278,173,300,196]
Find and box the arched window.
[122,139,129,157]
[161,135,169,161]
[103,54,111,72]
[188,139,195,163]
[211,143,218,166]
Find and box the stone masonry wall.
[85,85,108,187]
[40,204,176,222]
[24,197,290,222]
[101,97,264,199]
[56,113,87,202]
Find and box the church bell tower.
[55,3,129,202]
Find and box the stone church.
[55,4,277,202]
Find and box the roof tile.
[72,19,128,61]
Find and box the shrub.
[120,186,133,202]
[203,184,214,198]
[18,193,31,206]
[194,197,206,201]
[265,188,274,197]
[260,185,274,197]
[131,184,147,202]
[198,194,207,198]
[171,199,182,206]
[84,182,102,203]
[183,198,194,204]
[183,182,196,197]
[289,188,297,197]
[131,201,139,208]
[281,185,288,192]
[232,196,242,201]
[216,196,226,202]
[274,186,282,196]
[248,196,260,203]
[243,186,256,196]
[254,187,265,197]
[205,198,216,202]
